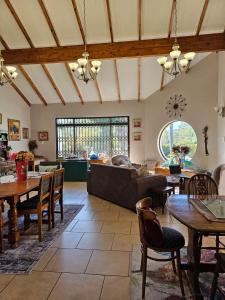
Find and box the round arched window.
[158,121,197,161]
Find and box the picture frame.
[22,128,29,139]
[0,113,2,125]
[8,119,20,141]
[38,131,48,141]
[133,118,142,128]
[133,132,142,141]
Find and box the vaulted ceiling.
[0,0,224,106]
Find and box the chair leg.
[0,205,3,253]
[142,246,147,299]
[51,201,55,228]
[24,214,30,231]
[60,196,64,221]
[176,250,185,297]
[140,249,143,272]
[48,203,51,231]
[216,235,220,254]
[171,252,177,274]
[210,262,219,300]
[38,208,43,242]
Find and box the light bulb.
[91,60,101,68]
[69,62,78,71]
[170,50,181,59]
[11,71,18,79]
[77,67,83,74]
[184,52,196,61]
[164,61,173,70]
[157,56,167,65]
[6,66,16,75]
[179,58,188,68]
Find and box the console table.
[61,160,88,181]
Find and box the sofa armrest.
[134,175,167,197]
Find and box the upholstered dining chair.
[17,173,53,241]
[136,197,185,299]
[187,173,224,252]
[51,168,64,227]
[210,253,225,299]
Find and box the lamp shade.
[6,66,16,74]
[77,58,88,67]
[170,49,181,59]
[91,60,101,68]
[69,62,78,71]
[157,56,167,65]
[179,58,188,68]
[11,72,18,79]
[164,61,173,70]
[184,52,196,61]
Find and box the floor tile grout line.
[46,272,62,300]
[84,249,94,273]
[0,274,16,295]
[99,275,106,300]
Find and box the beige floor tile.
[92,211,119,221]
[0,271,60,300]
[86,250,130,276]
[64,219,78,232]
[72,220,103,233]
[101,221,131,234]
[48,273,104,300]
[75,210,94,221]
[0,275,14,293]
[77,233,114,250]
[112,234,140,251]
[118,211,137,221]
[45,249,92,273]
[51,232,83,248]
[33,247,58,271]
[100,276,130,300]
[130,221,139,235]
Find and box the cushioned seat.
[17,196,48,210]
[161,227,185,249]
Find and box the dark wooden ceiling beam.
[196,0,209,36]
[41,64,66,105]
[106,0,114,43]
[138,0,142,40]
[168,0,176,38]
[71,0,85,44]
[18,65,47,106]
[65,63,84,104]
[94,79,103,104]
[3,33,224,65]
[0,34,10,50]
[114,60,121,103]
[10,80,31,107]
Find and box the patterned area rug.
[0,204,83,274]
[131,247,225,299]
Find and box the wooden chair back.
[38,173,53,203]
[53,168,64,193]
[136,197,163,246]
[187,173,218,198]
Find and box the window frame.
[55,116,130,159]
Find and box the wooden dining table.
[167,194,225,300]
[0,178,40,248]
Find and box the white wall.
[30,101,145,163]
[0,84,30,152]
[217,51,225,165]
[144,53,218,171]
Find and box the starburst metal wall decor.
[165,94,187,118]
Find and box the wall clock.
[165,94,187,118]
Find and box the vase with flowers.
[16,151,34,181]
[171,145,190,168]
[0,144,12,160]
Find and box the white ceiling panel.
[96,60,118,101]
[201,0,225,34]
[23,65,61,104]
[10,0,56,47]
[117,58,138,100]
[142,0,172,39]
[43,0,83,46]
[0,42,4,50]
[45,63,80,103]
[110,0,138,42]
[141,57,162,99]
[0,1,29,49]
[76,0,110,44]
[76,80,100,102]
[176,0,205,36]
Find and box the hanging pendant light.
[157,0,196,77]
[69,0,101,84]
[0,50,18,86]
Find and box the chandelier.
[157,1,196,77]
[69,0,101,84]
[0,50,18,86]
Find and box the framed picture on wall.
[22,128,29,139]
[8,119,20,141]
[133,118,142,128]
[0,113,2,125]
[38,131,48,141]
[133,132,142,141]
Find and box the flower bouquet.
[16,151,34,181]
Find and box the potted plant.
[28,140,38,155]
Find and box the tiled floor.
[0,182,217,299]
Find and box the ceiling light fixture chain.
[69,0,101,84]
[157,0,196,78]
[0,50,18,86]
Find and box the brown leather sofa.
[87,164,167,211]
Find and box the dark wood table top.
[0,178,39,198]
[167,194,225,233]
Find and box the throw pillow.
[136,164,148,176]
[39,165,58,172]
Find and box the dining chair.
[210,253,225,299]
[0,199,4,252]
[136,197,185,299]
[187,173,224,252]
[51,168,64,227]
[17,173,53,241]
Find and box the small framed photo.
[133,132,142,141]
[133,118,142,128]
[0,113,2,125]
[8,119,20,141]
[38,131,48,141]
[22,128,29,139]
